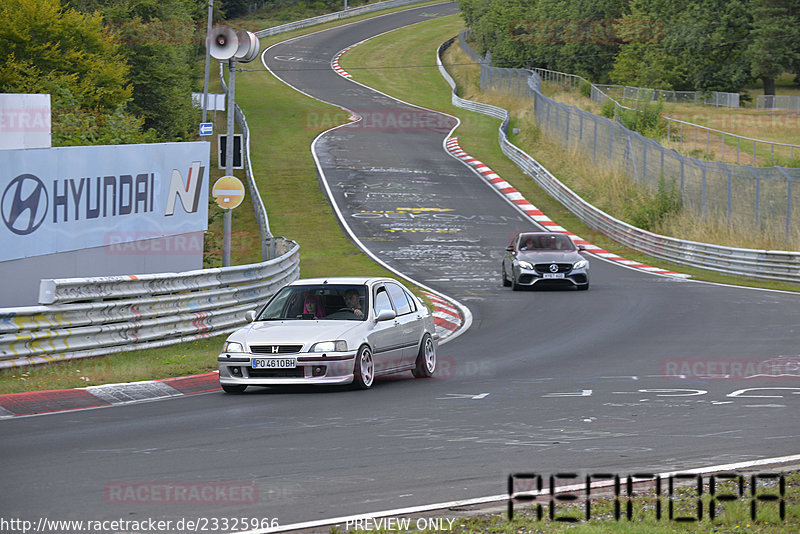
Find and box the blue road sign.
[199,122,213,136]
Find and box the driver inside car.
[343,289,364,318]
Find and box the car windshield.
[257,284,369,321]
[518,234,575,251]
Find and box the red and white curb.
[421,291,463,341]
[0,372,221,419]
[445,137,690,278]
[332,41,364,78]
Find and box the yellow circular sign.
[212,175,245,209]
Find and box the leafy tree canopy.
[0,0,132,110]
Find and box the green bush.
[617,98,668,139]
[625,175,683,231]
[579,81,592,98]
[601,97,616,118]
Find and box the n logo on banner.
[165,161,205,216]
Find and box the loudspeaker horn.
[234,30,260,63]
[208,25,238,60]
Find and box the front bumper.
[218,352,357,386]
[515,267,589,288]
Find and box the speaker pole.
[223,57,236,267]
[201,0,214,124]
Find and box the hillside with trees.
[1,0,245,146]
[459,0,800,94]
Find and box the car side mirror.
[375,309,397,322]
[506,245,515,252]
[578,245,586,251]
[245,310,257,322]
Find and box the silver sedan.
[501,231,590,290]
[218,277,438,392]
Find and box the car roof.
[287,277,395,286]
[516,231,565,237]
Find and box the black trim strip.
[374,341,418,354]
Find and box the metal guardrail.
[0,238,299,369]
[255,0,436,38]
[438,38,800,284]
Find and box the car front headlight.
[224,341,244,353]
[517,260,534,270]
[310,340,348,353]
[573,259,588,270]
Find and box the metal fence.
[596,85,739,108]
[457,32,800,242]
[438,38,800,282]
[462,30,800,170]
[527,67,798,168]
[757,95,800,111]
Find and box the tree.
[0,0,159,145]
[746,0,800,95]
[102,0,202,140]
[611,0,752,92]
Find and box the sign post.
[212,175,245,266]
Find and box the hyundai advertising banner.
[0,142,210,262]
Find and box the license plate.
[251,358,297,369]
[543,273,565,279]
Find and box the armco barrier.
[255,0,435,38]
[438,38,800,283]
[0,238,299,369]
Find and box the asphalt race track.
[2,3,799,531]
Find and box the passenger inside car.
[303,295,326,318]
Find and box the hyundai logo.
[549,264,559,273]
[2,174,48,235]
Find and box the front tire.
[353,345,374,389]
[412,335,436,378]
[501,263,511,287]
[221,384,247,394]
[511,273,521,291]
